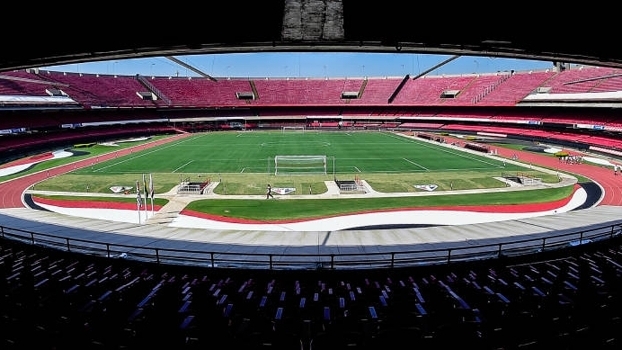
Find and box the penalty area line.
[403,157,429,170]
[172,160,193,173]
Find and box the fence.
[1,221,620,271]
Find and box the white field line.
[385,132,502,168]
[172,160,194,173]
[93,135,199,172]
[402,157,429,170]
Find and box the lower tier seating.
[1,235,621,350]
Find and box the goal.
[274,155,327,175]
[281,126,305,133]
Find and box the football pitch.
[79,131,514,176]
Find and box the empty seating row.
[4,66,622,109]
[2,234,622,349]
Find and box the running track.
[494,143,622,206]
[0,133,193,208]
[0,132,621,211]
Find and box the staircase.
[471,73,512,104]
[145,196,194,225]
[136,75,171,105]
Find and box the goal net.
[275,155,327,175]
[281,126,305,133]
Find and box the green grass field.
[30,131,577,220]
[76,131,515,175]
[35,130,560,195]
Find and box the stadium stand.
[2,65,622,350]
[5,6,622,349]
[2,66,619,154]
[543,67,621,94]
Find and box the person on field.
[266,184,274,199]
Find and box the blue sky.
[42,52,561,78]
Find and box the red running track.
[496,148,622,206]
[445,135,622,206]
[0,132,621,209]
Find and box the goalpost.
[274,155,327,175]
[281,126,306,133]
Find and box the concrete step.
[145,197,194,224]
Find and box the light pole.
[150,63,155,76]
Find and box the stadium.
[1,3,622,349]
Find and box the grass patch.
[34,169,560,195]
[33,173,183,195]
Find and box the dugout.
[178,181,210,194]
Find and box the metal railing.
[1,222,621,270]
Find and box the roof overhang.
[1,2,618,72]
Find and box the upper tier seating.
[35,70,160,108]
[3,67,622,109]
[252,78,366,105]
[350,77,403,104]
[0,70,57,96]
[541,66,622,94]
[2,68,622,155]
[149,77,251,106]
[479,70,556,105]
[590,73,622,92]
[391,75,477,105]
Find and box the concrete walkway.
[145,196,195,225]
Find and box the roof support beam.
[411,55,460,80]
[165,56,217,81]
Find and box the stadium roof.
[0,2,618,72]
